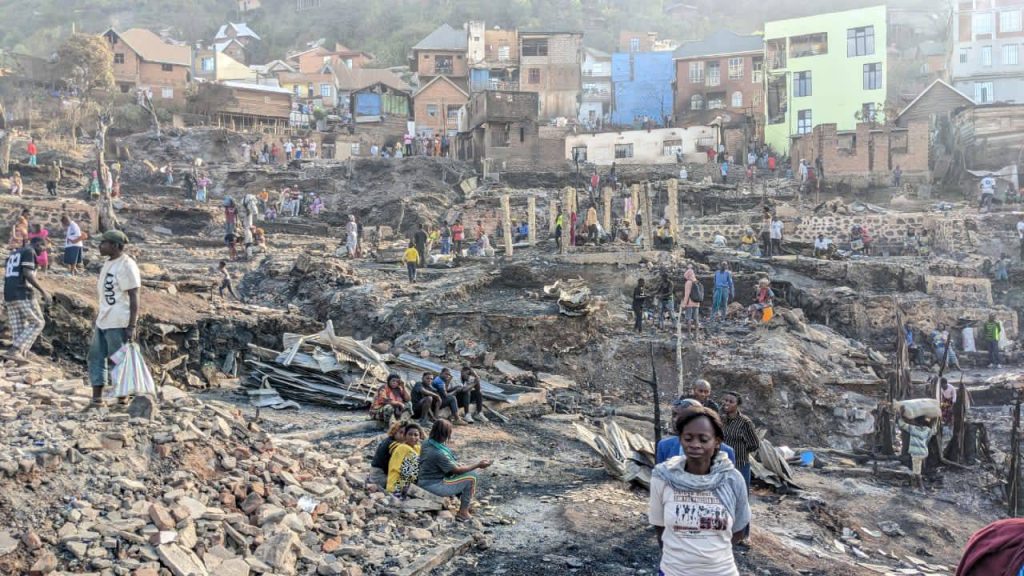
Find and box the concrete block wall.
[925,275,993,306]
[679,212,942,245]
[0,198,96,244]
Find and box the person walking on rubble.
[86,230,141,408]
[345,215,358,258]
[681,267,702,334]
[656,271,675,330]
[632,278,649,333]
[61,215,85,275]
[931,323,961,371]
[711,262,734,322]
[4,237,50,362]
[656,399,735,465]
[403,241,420,283]
[896,405,934,491]
[979,175,996,212]
[983,314,1002,368]
[720,391,759,543]
[554,210,564,251]
[649,407,750,575]
[451,219,465,257]
[46,161,61,197]
[414,224,428,267]
[770,216,784,257]
[440,221,452,255]
[691,379,722,414]
[217,261,241,301]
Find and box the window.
[960,48,969,64]
[662,139,682,156]
[614,144,634,159]
[797,109,812,134]
[119,83,130,93]
[863,63,882,90]
[690,94,704,110]
[847,26,875,57]
[114,53,125,65]
[426,104,438,117]
[789,33,828,58]
[731,91,743,107]
[293,84,300,95]
[752,57,764,83]
[982,45,993,66]
[528,68,540,84]
[707,92,725,109]
[498,45,511,62]
[161,63,173,72]
[320,83,331,98]
[434,55,453,74]
[161,87,173,99]
[975,81,994,103]
[629,37,640,53]
[974,13,994,36]
[794,71,812,97]
[447,104,460,121]
[688,61,704,84]
[522,39,548,57]
[728,57,744,80]
[200,56,214,72]
[706,61,720,86]
[1005,44,1020,65]
[862,102,877,122]
[571,146,588,162]
[1001,10,1022,32]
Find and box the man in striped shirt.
[721,391,760,543]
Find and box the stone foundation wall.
[680,212,945,245]
[0,198,96,242]
[925,275,993,307]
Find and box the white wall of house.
[564,126,715,165]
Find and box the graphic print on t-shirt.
[670,490,729,535]
[103,271,117,305]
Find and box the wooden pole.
[527,196,537,246]
[633,343,662,446]
[501,194,513,256]
[548,196,558,236]
[561,186,572,254]
[602,186,612,232]
[1009,392,1021,517]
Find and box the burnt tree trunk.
[0,101,10,175]
[95,118,118,232]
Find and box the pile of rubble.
[0,362,481,576]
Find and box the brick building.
[673,30,764,129]
[414,75,469,137]
[102,28,192,105]
[518,30,583,120]
[466,22,520,92]
[411,24,469,87]
[788,121,930,184]
[456,91,566,174]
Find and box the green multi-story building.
[763,5,888,154]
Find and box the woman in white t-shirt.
[649,408,750,576]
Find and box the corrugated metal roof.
[673,30,763,59]
[412,24,467,51]
[216,22,261,41]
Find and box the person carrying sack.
[87,230,141,408]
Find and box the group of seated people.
[368,369,494,521]
[369,368,489,427]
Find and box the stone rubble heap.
[0,363,477,576]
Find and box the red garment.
[768,157,776,170]
[955,519,1024,576]
[27,143,37,155]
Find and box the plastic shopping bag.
[107,343,157,398]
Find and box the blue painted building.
[611,51,675,127]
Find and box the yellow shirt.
[740,234,755,245]
[386,442,421,493]
[403,247,419,263]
